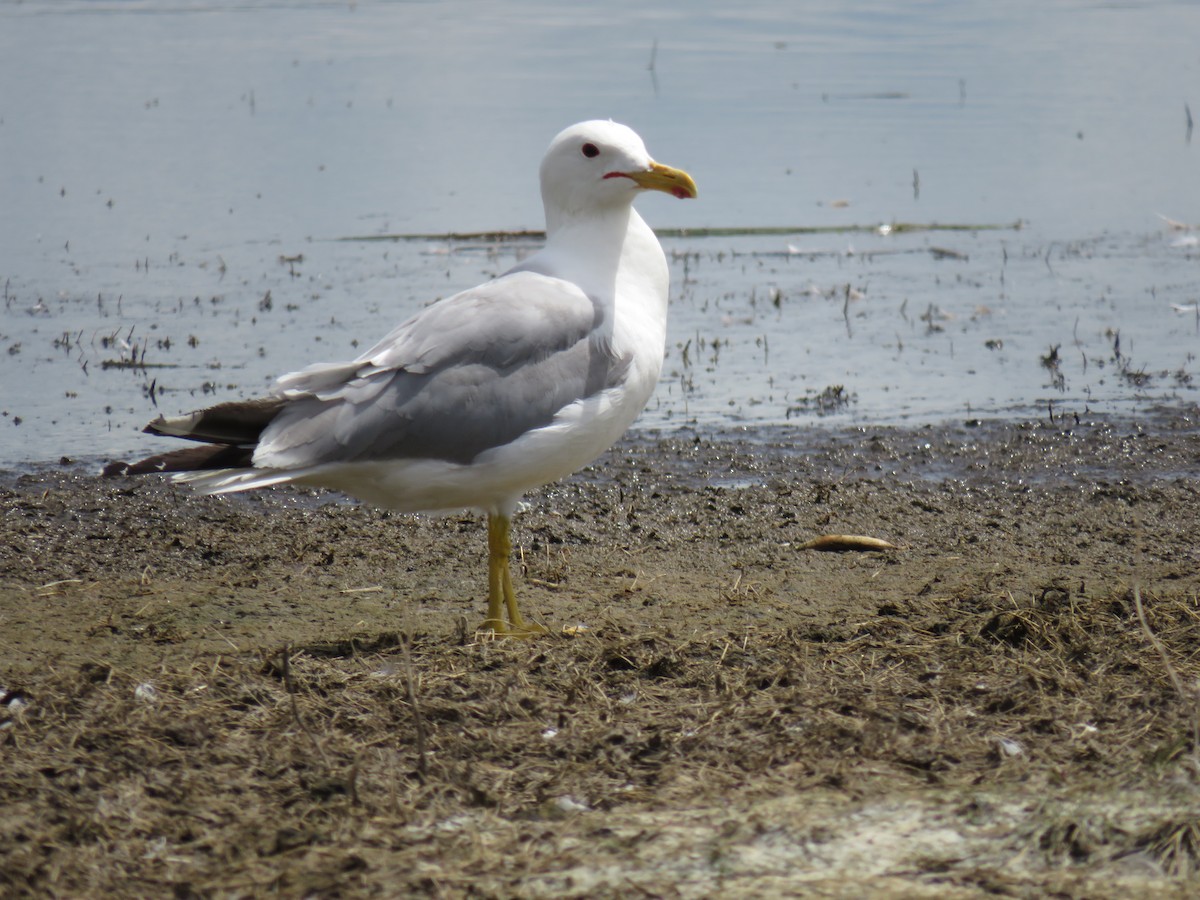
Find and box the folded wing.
[107,270,632,475]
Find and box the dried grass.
[3,579,1199,896]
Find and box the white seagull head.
[539,120,697,226]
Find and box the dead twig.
[1133,585,1200,755]
[400,632,429,777]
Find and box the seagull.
[104,120,697,636]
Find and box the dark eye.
[581,143,600,158]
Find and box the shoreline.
[6,401,1200,485]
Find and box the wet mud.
[2,413,1200,897]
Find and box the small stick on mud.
[1133,585,1200,755]
[279,644,332,766]
[399,632,429,777]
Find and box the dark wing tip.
[100,444,255,477]
[143,415,170,437]
[143,397,287,445]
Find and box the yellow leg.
[480,513,546,637]
[482,514,507,631]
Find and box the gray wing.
[254,270,631,468]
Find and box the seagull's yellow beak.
[624,161,698,199]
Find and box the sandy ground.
[2,413,1200,898]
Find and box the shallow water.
[2,0,1198,464]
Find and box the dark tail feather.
[102,396,286,477]
[103,443,255,477]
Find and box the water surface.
[2,1,1198,464]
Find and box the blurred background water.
[1,0,1198,465]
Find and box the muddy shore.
[2,412,1200,897]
